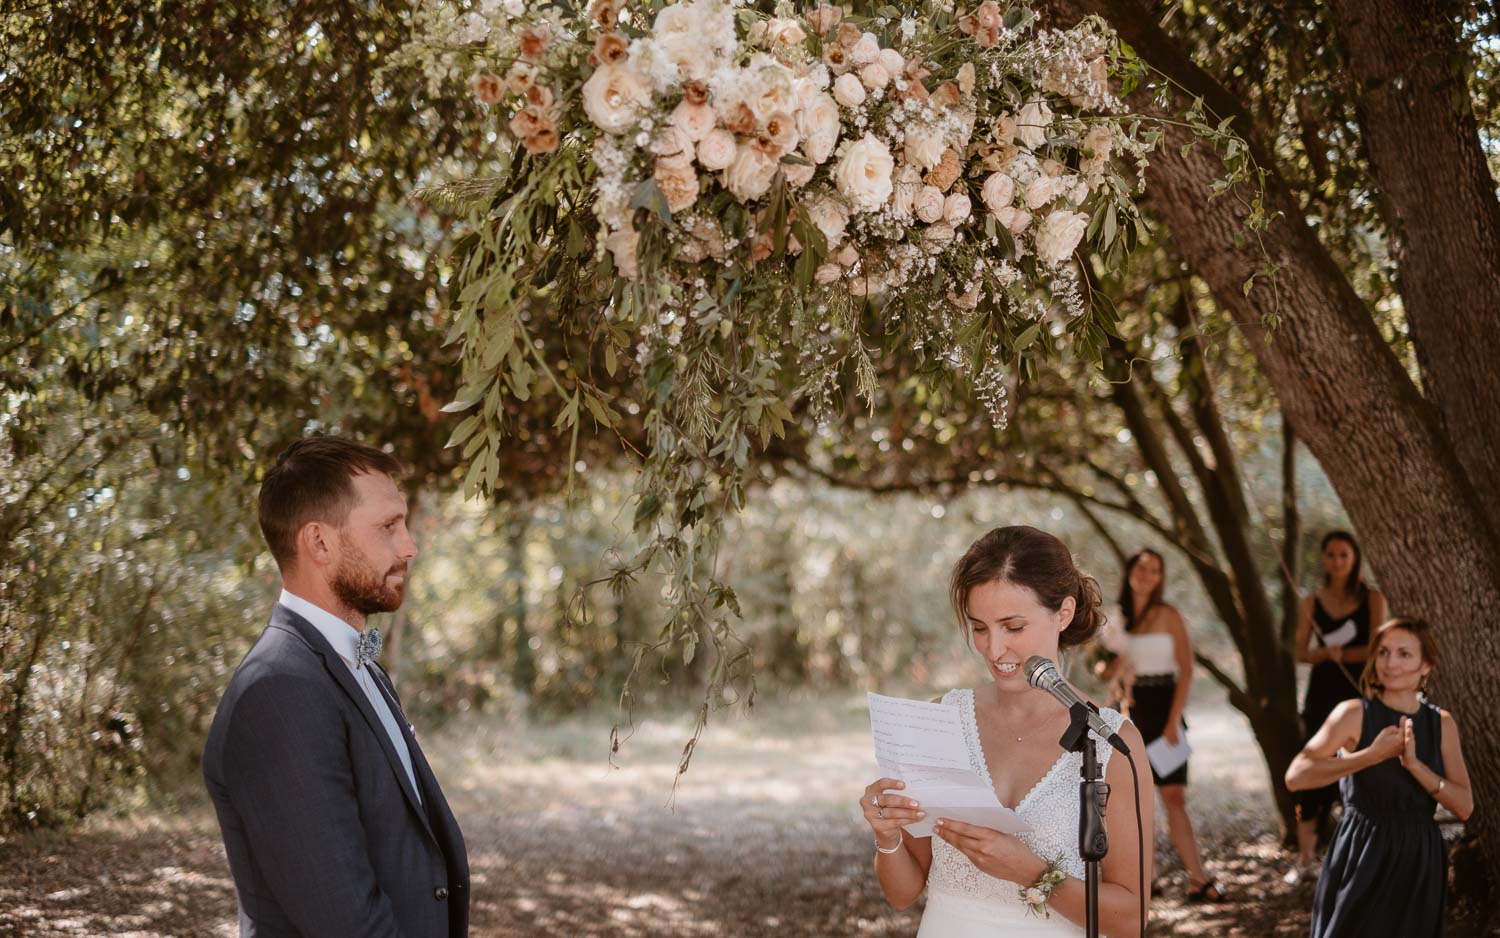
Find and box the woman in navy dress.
[1288,531,1387,881]
[1286,618,1474,938]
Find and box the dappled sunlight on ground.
[1,688,1488,935]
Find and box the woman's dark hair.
[257,436,405,569]
[1118,548,1166,633]
[1360,617,1439,697]
[1321,530,1367,600]
[949,525,1103,650]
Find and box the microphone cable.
[1121,748,1149,938]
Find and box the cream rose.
[943,192,972,225]
[923,222,956,251]
[860,63,891,91]
[724,144,779,202]
[805,194,851,248]
[582,63,650,134]
[997,205,1032,233]
[850,32,881,65]
[981,172,1015,213]
[877,48,904,77]
[764,17,807,47]
[1025,174,1064,210]
[1036,209,1089,266]
[914,185,945,223]
[1016,101,1052,150]
[833,72,867,108]
[784,160,815,188]
[903,127,946,171]
[606,228,640,280]
[654,160,700,212]
[696,128,738,170]
[891,164,922,217]
[651,126,696,167]
[669,99,717,141]
[799,93,841,164]
[834,133,895,211]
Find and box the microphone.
[1024,655,1131,755]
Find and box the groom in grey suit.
[204,437,469,937]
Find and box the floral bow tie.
[355,628,382,669]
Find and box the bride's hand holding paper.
[933,817,1046,886]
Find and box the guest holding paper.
[859,525,1151,937]
[1286,618,1471,938]
[1095,548,1223,903]
[1287,531,1387,883]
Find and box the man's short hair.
[257,436,405,568]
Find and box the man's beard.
[331,540,407,617]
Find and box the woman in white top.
[859,526,1153,937]
[1095,548,1223,902]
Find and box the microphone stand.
[1058,700,1110,938]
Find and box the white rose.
[805,194,851,248]
[1023,887,1046,905]
[799,93,842,164]
[943,192,972,224]
[814,262,844,284]
[696,128,738,170]
[724,144,779,202]
[833,133,894,211]
[1035,209,1089,266]
[903,127,946,171]
[833,72,867,108]
[651,125,696,167]
[605,228,640,280]
[859,63,890,91]
[850,32,881,65]
[669,99,717,141]
[1016,100,1052,150]
[981,172,1015,214]
[914,185,945,223]
[1025,174,1064,210]
[877,48,904,76]
[582,63,651,134]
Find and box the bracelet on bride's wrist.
[875,831,904,854]
[1018,857,1068,919]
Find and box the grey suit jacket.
[203,604,470,937]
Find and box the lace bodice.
[926,688,1128,904]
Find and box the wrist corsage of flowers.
[1019,857,1068,918]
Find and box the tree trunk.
[1045,0,1500,889]
[1323,0,1500,537]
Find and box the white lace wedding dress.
[915,688,1128,938]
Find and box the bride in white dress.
[860,526,1154,937]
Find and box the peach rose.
[943,192,972,224]
[670,99,716,142]
[925,148,962,192]
[724,144,779,202]
[696,128,738,170]
[981,172,1015,213]
[914,185,945,223]
[654,160,700,213]
[833,72,866,108]
[807,5,844,35]
[593,32,629,66]
[860,63,890,91]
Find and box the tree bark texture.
[1323,0,1500,537]
[1045,0,1500,882]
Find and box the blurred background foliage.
[3,0,1493,846]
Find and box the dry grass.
[0,686,1491,936]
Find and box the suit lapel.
[271,605,437,843]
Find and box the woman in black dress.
[1095,549,1223,901]
[1288,531,1387,881]
[1286,618,1473,938]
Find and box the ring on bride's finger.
[872,795,881,809]
[876,809,885,819]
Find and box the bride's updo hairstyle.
[949,525,1104,650]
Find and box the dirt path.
[0,689,1481,936]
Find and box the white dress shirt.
[279,589,422,804]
